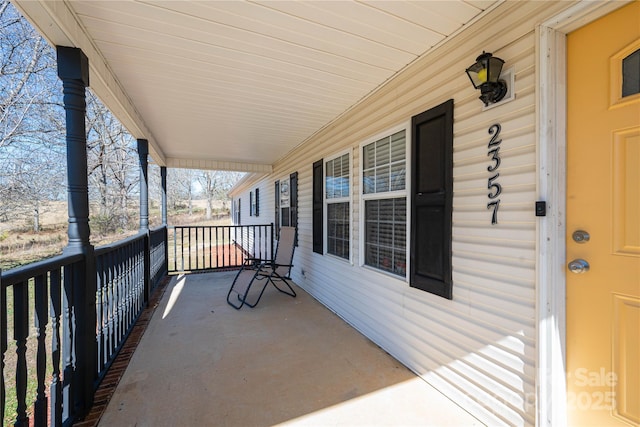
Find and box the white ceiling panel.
[16,0,498,169]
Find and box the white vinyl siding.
[230,2,573,426]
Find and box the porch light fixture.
[466,52,507,106]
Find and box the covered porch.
[7,1,628,425]
[94,271,481,426]
[2,1,507,423]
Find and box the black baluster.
[14,281,29,426]
[195,227,199,270]
[138,240,143,312]
[95,258,102,373]
[227,226,231,267]
[220,226,225,268]
[49,269,62,427]
[234,226,238,266]
[252,225,256,259]
[34,274,49,426]
[123,245,129,333]
[209,226,212,269]
[62,265,75,422]
[125,245,130,327]
[180,228,184,272]
[214,226,219,268]
[114,250,122,353]
[96,257,101,370]
[124,245,129,337]
[108,252,115,360]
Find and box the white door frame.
[536,1,633,426]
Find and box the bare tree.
[168,168,197,215]
[0,1,61,150]
[197,170,243,219]
[85,90,139,233]
[0,1,65,227]
[2,149,65,230]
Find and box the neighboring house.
[14,0,638,425]
[229,2,640,426]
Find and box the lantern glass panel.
[466,62,486,88]
[487,57,504,83]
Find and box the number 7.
[487,200,500,225]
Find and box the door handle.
[568,259,590,274]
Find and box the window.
[249,189,260,217]
[365,198,406,275]
[254,188,260,216]
[622,48,640,97]
[275,172,297,241]
[233,198,241,224]
[363,130,406,195]
[362,128,407,276]
[325,153,350,260]
[280,178,290,226]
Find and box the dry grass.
[0,200,230,271]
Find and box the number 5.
[488,173,502,199]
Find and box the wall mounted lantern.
[466,52,507,106]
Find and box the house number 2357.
[487,124,502,225]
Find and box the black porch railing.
[0,225,168,426]
[169,224,273,273]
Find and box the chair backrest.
[274,226,296,277]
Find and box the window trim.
[358,121,411,281]
[324,149,353,263]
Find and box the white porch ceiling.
[14,0,497,171]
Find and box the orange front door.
[566,2,640,426]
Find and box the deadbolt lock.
[572,230,590,243]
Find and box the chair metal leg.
[269,276,296,298]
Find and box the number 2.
[488,124,502,147]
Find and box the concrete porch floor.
[98,272,482,426]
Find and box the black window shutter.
[289,171,298,246]
[249,192,253,216]
[410,99,453,299]
[274,180,280,239]
[238,198,241,225]
[312,159,323,254]
[255,188,260,217]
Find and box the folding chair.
[226,226,297,309]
